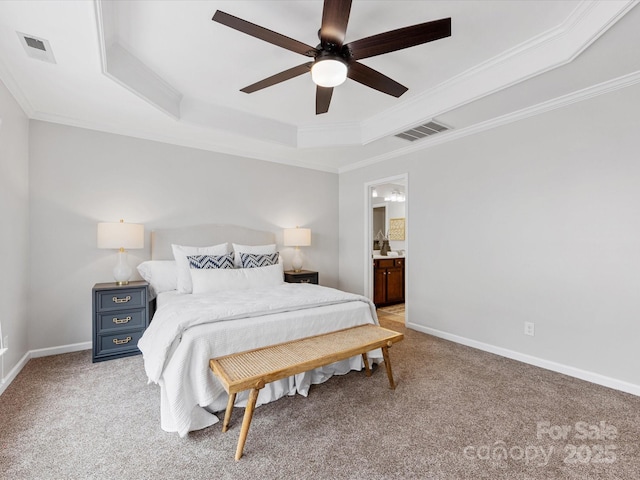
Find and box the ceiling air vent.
[17,32,56,64]
[25,37,46,51]
[394,120,450,142]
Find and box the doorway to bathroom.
[365,174,408,326]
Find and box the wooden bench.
[209,323,404,460]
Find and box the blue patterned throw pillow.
[187,253,235,270]
[239,252,279,268]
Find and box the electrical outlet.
[524,322,535,336]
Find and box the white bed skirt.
[147,291,380,436]
[159,355,372,433]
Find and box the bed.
[137,225,380,437]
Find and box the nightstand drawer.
[96,289,145,311]
[284,270,318,284]
[96,330,144,357]
[97,309,146,333]
[294,274,316,284]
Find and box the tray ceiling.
[0,1,638,172]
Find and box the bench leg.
[362,353,371,377]
[222,392,236,432]
[235,387,260,461]
[382,346,396,390]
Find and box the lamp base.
[292,248,303,273]
[113,250,133,285]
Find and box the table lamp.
[97,219,144,285]
[284,227,311,272]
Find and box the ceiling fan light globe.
[311,58,348,87]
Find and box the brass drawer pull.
[112,316,131,325]
[112,336,132,345]
[112,295,131,304]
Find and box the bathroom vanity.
[373,256,405,307]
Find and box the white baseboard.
[3,328,639,399]
[0,341,91,396]
[0,350,30,396]
[407,322,640,397]
[29,341,92,358]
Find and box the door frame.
[364,173,408,321]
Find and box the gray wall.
[339,82,640,390]
[4,78,640,395]
[0,79,29,381]
[28,121,338,351]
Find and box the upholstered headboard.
[151,224,276,260]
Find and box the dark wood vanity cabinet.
[373,258,405,307]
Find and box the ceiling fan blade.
[213,10,316,57]
[347,62,408,97]
[346,17,451,60]
[320,0,352,47]
[240,63,312,93]
[316,86,334,114]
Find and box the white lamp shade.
[284,228,311,247]
[97,221,144,250]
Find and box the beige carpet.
[1,318,639,479]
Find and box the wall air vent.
[17,32,56,64]
[394,120,450,142]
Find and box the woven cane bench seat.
[209,323,404,460]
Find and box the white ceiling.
[0,1,638,173]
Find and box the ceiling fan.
[212,0,451,115]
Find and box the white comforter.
[139,283,379,437]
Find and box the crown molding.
[0,57,35,118]
[29,109,339,174]
[340,69,640,174]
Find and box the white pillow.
[191,263,284,294]
[172,243,229,293]
[232,243,277,268]
[136,260,177,299]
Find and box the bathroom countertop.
[372,254,404,259]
